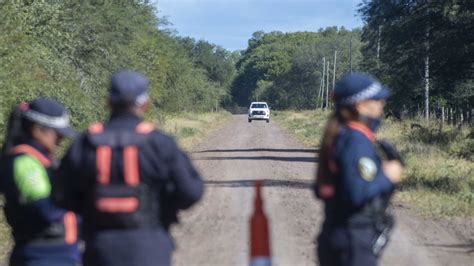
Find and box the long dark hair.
[316,107,358,184]
[0,103,32,160]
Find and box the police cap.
[333,73,390,106]
[22,97,75,137]
[108,70,149,106]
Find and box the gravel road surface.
[171,115,473,266]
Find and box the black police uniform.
[53,111,203,266]
[315,73,396,266]
[0,98,79,266]
[52,71,204,266]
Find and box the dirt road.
[172,115,473,266]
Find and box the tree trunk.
[332,50,337,103]
[326,61,330,109]
[469,106,472,124]
[424,26,430,121]
[441,107,445,124]
[450,108,453,124]
[377,25,381,69]
[317,72,323,109]
[321,57,326,109]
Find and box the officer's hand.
[382,160,404,184]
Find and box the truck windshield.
[251,104,267,108]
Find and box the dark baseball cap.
[22,97,75,137]
[333,73,390,106]
[108,70,149,105]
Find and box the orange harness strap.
[123,146,140,186]
[96,197,139,213]
[136,121,154,134]
[347,121,376,142]
[63,211,78,244]
[96,146,112,185]
[88,121,155,212]
[10,144,51,167]
[123,122,154,186]
[89,121,155,186]
[89,123,111,185]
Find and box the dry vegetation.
[274,110,474,218]
[155,111,232,150]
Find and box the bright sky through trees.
[156,0,363,51]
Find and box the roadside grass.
[0,111,232,263]
[272,110,329,147]
[274,110,474,218]
[155,111,232,149]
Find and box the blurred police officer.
[315,73,404,266]
[0,97,80,266]
[53,70,204,266]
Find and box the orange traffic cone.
[250,181,271,266]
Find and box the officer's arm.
[338,137,393,206]
[52,136,84,213]
[13,155,64,222]
[163,137,204,209]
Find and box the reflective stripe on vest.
[124,146,139,186]
[88,121,154,213]
[88,121,154,186]
[9,144,51,167]
[63,211,78,244]
[96,146,112,185]
[96,197,139,213]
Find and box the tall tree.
[231,27,362,109]
[359,0,474,121]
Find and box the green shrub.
[276,110,474,217]
[179,127,199,138]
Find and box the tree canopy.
[359,0,473,118]
[231,27,362,109]
[0,1,236,132]
[1,1,471,126]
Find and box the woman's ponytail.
[0,103,29,159]
[316,112,342,185]
[316,107,358,187]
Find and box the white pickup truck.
[248,102,270,123]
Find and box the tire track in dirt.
[171,115,473,266]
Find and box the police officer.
[52,70,204,266]
[315,73,404,266]
[0,97,80,266]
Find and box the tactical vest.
[85,122,160,231]
[316,122,391,223]
[316,122,376,200]
[8,145,77,245]
[316,122,394,255]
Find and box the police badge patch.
[358,157,377,181]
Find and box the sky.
[155,0,364,51]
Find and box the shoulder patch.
[358,157,377,182]
[13,155,51,203]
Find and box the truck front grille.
[252,111,265,115]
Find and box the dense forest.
[0,1,236,132]
[359,0,473,122]
[0,1,472,130]
[231,28,362,109]
[232,1,473,122]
